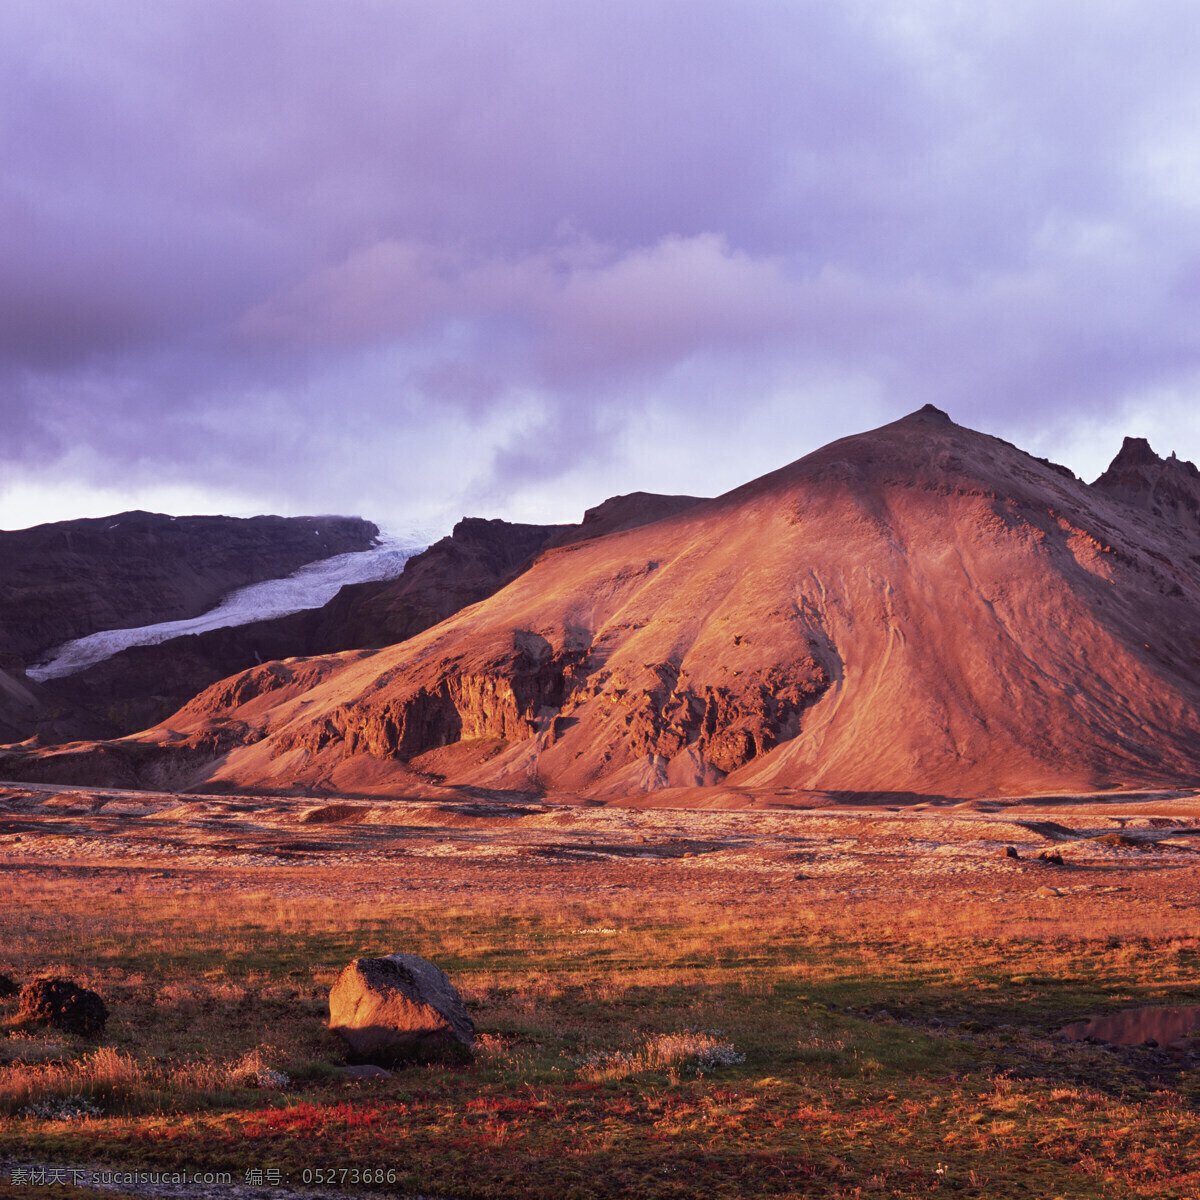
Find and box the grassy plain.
[1,785,1199,1198]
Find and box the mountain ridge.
[4,409,1200,804]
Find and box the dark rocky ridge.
[540,492,705,550]
[0,510,378,666]
[333,494,704,652]
[324,517,573,650]
[1092,437,1200,537]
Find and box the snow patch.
[27,532,431,681]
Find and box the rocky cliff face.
[12,408,1200,803]
[0,510,378,666]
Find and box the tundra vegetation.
[2,879,1198,1199]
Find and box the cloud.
[239,233,795,380]
[2,0,1200,531]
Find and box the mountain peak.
[1106,436,1160,472]
[912,403,952,423]
[1093,436,1200,535]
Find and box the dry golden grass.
[574,1029,745,1082]
[0,1040,298,1116]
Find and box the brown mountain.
[6,408,1200,802]
[21,496,703,742]
[22,517,570,742]
[275,493,702,653]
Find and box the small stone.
[338,1064,394,1081]
[1036,886,1061,898]
[1038,851,1065,866]
[18,977,107,1035]
[1001,845,1020,859]
[0,974,18,997]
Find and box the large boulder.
[328,954,474,1065]
[18,977,107,1035]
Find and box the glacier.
[27,531,432,682]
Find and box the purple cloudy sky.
[3,1,1200,534]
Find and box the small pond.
[1060,1006,1200,1046]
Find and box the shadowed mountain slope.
[6,408,1200,802]
[0,511,378,667]
[0,666,40,744]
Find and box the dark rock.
[0,973,18,997]
[916,404,952,423]
[1038,851,1065,865]
[338,1064,394,1081]
[1016,820,1075,841]
[1001,846,1020,859]
[18,977,107,1035]
[328,953,474,1066]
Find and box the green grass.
[1,884,1198,1197]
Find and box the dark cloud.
[2,0,1199,531]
